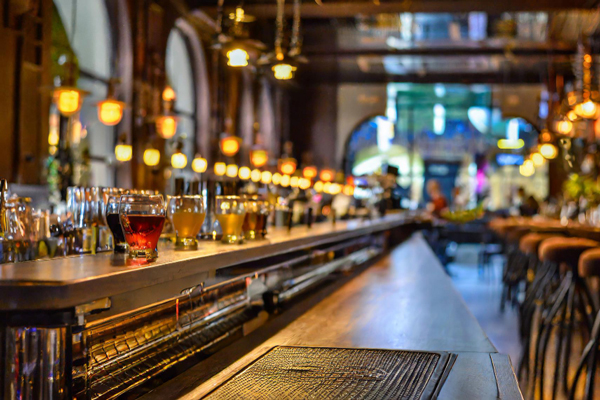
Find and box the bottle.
[0,180,12,263]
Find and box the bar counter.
[142,234,522,400]
[0,213,413,312]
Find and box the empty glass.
[215,196,246,244]
[119,194,166,260]
[168,195,206,250]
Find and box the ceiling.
[187,0,600,84]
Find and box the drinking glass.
[105,196,128,253]
[168,195,206,250]
[119,194,166,260]
[242,199,261,240]
[258,200,272,238]
[215,196,246,244]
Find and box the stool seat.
[578,247,600,277]
[538,237,599,266]
[519,233,561,256]
[506,226,532,244]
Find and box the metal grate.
[203,346,452,400]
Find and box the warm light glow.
[238,166,251,180]
[556,120,573,135]
[497,138,524,149]
[575,100,599,119]
[48,130,59,146]
[280,174,291,187]
[329,183,342,195]
[343,185,355,196]
[279,158,297,175]
[299,178,311,190]
[162,86,176,102]
[251,169,261,182]
[272,173,282,185]
[192,156,207,173]
[220,136,241,157]
[519,160,535,177]
[540,130,553,143]
[97,99,124,126]
[567,110,578,121]
[290,176,299,188]
[215,162,227,176]
[540,143,558,159]
[156,115,178,139]
[54,88,85,116]
[49,146,58,156]
[314,181,324,192]
[261,171,272,184]
[272,63,296,80]
[143,148,161,167]
[115,143,132,162]
[302,166,318,179]
[227,48,249,67]
[171,152,188,169]
[531,152,545,167]
[250,149,268,167]
[323,182,332,194]
[226,164,239,178]
[320,169,335,182]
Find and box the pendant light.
[143,146,161,167]
[226,164,239,178]
[192,155,208,173]
[319,168,335,182]
[279,158,297,175]
[250,149,268,168]
[97,79,125,126]
[215,162,227,176]
[115,134,132,162]
[302,166,318,180]
[220,135,242,157]
[54,87,88,117]
[251,169,261,182]
[156,115,179,139]
[171,141,187,169]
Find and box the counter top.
[142,234,522,400]
[0,214,415,311]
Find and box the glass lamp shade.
[261,171,272,184]
[278,158,297,175]
[220,136,242,157]
[54,87,87,117]
[272,63,296,80]
[539,143,558,159]
[192,156,207,173]
[302,166,318,179]
[156,116,178,139]
[319,169,335,182]
[250,169,261,182]
[226,164,239,178]
[115,143,132,162]
[143,148,161,166]
[97,99,125,126]
[238,166,251,180]
[227,48,249,67]
[280,175,291,187]
[214,162,227,176]
[162,86,176,102]
[171,152,188,169]
[272,173,282,185]
[250,149,268,167]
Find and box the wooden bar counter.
[142,234,523,400]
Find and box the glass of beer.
[242,199,261,240]
[258,200,272,238]
[168,195,206,250]
[119,194,166,260]
[215,195,246,244]
[105,195,128,253]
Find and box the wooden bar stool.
[533,237,598,400]
[518,232,564,380]
[500,225,535,311]
[569,248,600,400]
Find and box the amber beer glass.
[215,195,246,244]
[168,195,205,250]
[119,194,166,260]
[242,199,261,240]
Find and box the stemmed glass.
[119,194,166,260]
[105,195,128,253]
[168,195,206,250]
[215,196,246,244]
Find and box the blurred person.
[426,179,448,216]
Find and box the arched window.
[54,0,116,186]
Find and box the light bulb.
[314,181,324,192]
[261,171,272,184]
[272,173,282,185]
[156,116,178,139]
[539,143,558,159]
[250,149,268,167]
[227,48,249,67]
[238,166,251,180]
[171,152,187,169]
[251,169,261,182]
[303,166,318,179]
[299,178,311,190]
[520,160,535,177]
[54,88,85,116]
[343,185,355,196]
[272,63,296,80]
[192,156,207,173]
[97,99,124,126]
[531,152,545,167]
[162,86,176,102]
[220,136,241,156]
[320,169,335,182]
[214,162,227,176]
[279,158,297,175]
[226,164,239,178]
[115,143,132,162]
[280,174,290,187]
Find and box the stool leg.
[584,339,598,400]
[560,282,577,397]
[552,287,569,400]
[569,309,600,400]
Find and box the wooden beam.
[200,0,599,19]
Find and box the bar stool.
[517,232,564,380]
[569,248,600,400]
[500,225,535,311]
[534,237,598,400]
